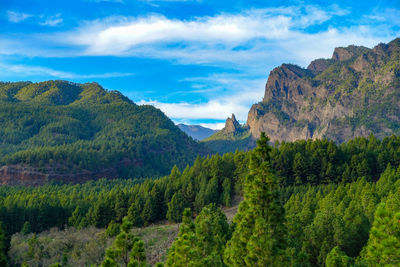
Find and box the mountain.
[202,114,255,153]
[0,80,209,185]
[248,38,400,143]
[177,124,217,140]
[206,38,400,153]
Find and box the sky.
[0,0,399,129]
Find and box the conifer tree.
[224,133,288,267]
[194,204,229,266]
[166,192,187,223]
[363,192,400,266]
[166,208,197,267]
[325,246,352,267]
[128,240,146,267]
[101,217,138,267]
[166,205,229,267]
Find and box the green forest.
[0,80,207,180]
[0,133,399,266]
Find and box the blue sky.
[0,0,399,129]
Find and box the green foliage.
[9,227,110,266]
[105,221,120,237]
[224,133,288,266]
[270,135,400,186]
[325,246,353,267]
[202,127,256,154]
[101,217,146,267]
[0,80,208,180]
[3,133,400,266]
[0,150,247,244]
[166,192,187,223]
[128,240,146,267]
[166,209,196,267]
[363,190,400,266]
[166,205,229,267]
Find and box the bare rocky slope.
[205,38,400,152]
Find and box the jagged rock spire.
[224,114,240,133]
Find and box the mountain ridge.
[0,80,209,185]
[177,124,217,140]
[205,37,400,153]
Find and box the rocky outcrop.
[307,58,333,74]
[246,38,400,143]
[224,114,240,133]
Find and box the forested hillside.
[0,80,208,184]
[0,134,399,266]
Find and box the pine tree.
[325,246,353,267]
[224,133,288,267]
[166,208,197,267]
[101,217,138,267]
[166,192,187,223]
[363,193,400,266]
[105,221,120,237]
[128,240,146,267]
[293,152,306,185]
[166,205,229,267]
[194,204,230,266]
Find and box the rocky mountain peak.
[307,58,332,74]
[245,38,400,143]
[224,114,240,133]
[263,63,313,103]
[331,45,369,61]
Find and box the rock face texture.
[246,38,400,143]
[223,114,241,134]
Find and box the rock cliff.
[247,38,400,143]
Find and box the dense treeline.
[1,134,400,266]
[166,134,400,266]
[271,134,400,185]
[0,80,207,180]
[0,152,248,240]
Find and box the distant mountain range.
[177,124,217,140]
[204,38,400,153]
[0,80,208,185]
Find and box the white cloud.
[7,11,63,27]
[0,62,133,79]
[68,13,290,55]
[40,14,63,27]
[7,11,33,23]
[199,122,225,130]
[3,6,398,69]
[49,5,396,71]
[139,73,265,123]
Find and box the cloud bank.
[1,4,399,128]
